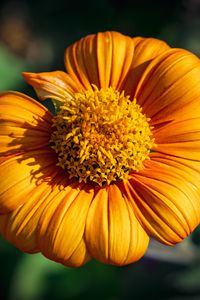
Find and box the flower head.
[1,31,200,267]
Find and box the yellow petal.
[0,92,52,156]
[122,37,170,98]
[124,153,200,245]
[0,149,58,213]
[65,31,134,90]
[85,184,149,266]
[154,118,200,160]
[22,71,82,101]
[37,183,94,267]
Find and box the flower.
[1,31,200,267]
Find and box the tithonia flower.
[1,32,200,267]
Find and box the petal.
[37,183,94,267]
[121,37,170,98]
[0,149,58,213]
[85,188,109,263]
[22,71,82,102]
[0,92,52,156]
[66,238,91,268]
[64,31,135,90]
[124,153,200,245]
[85,184,149,266]
[153,117,200,160]
[97,32,135,89]
[0,174,58,253]
[134,49,200,123]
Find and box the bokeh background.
[0,0,200,299]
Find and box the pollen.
[50,86,155,186]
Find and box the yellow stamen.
[50,86,155,186]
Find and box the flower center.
[50,86,154,186]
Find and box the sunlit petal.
[65,31,135,90]
[124,154,200,245]
[135,49,200,122]
[37,183,93,267]
[0,92,52,156]
[22,71,82,102]
[121,37,169,97]
[0,175,57,253]
[154,117,200,159]
[0,149,57,213]
[85,184,149,265]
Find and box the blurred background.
[0,0,200,299]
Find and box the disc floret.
[50,86,154,185]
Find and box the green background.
[0,0,200,299]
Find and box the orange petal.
[85,184,149,266]
[22,71,82,102]
[153,117,200,160]
[121,37,170,98]
[64,31,135,90]
[0,172,59,253]
[66,238,91,268]
[0,149,58,213]
[37,183,94,267]
[124,153,200,245]
[134,49,200,123]
[0,92,52,156]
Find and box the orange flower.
[1,31,200,267]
